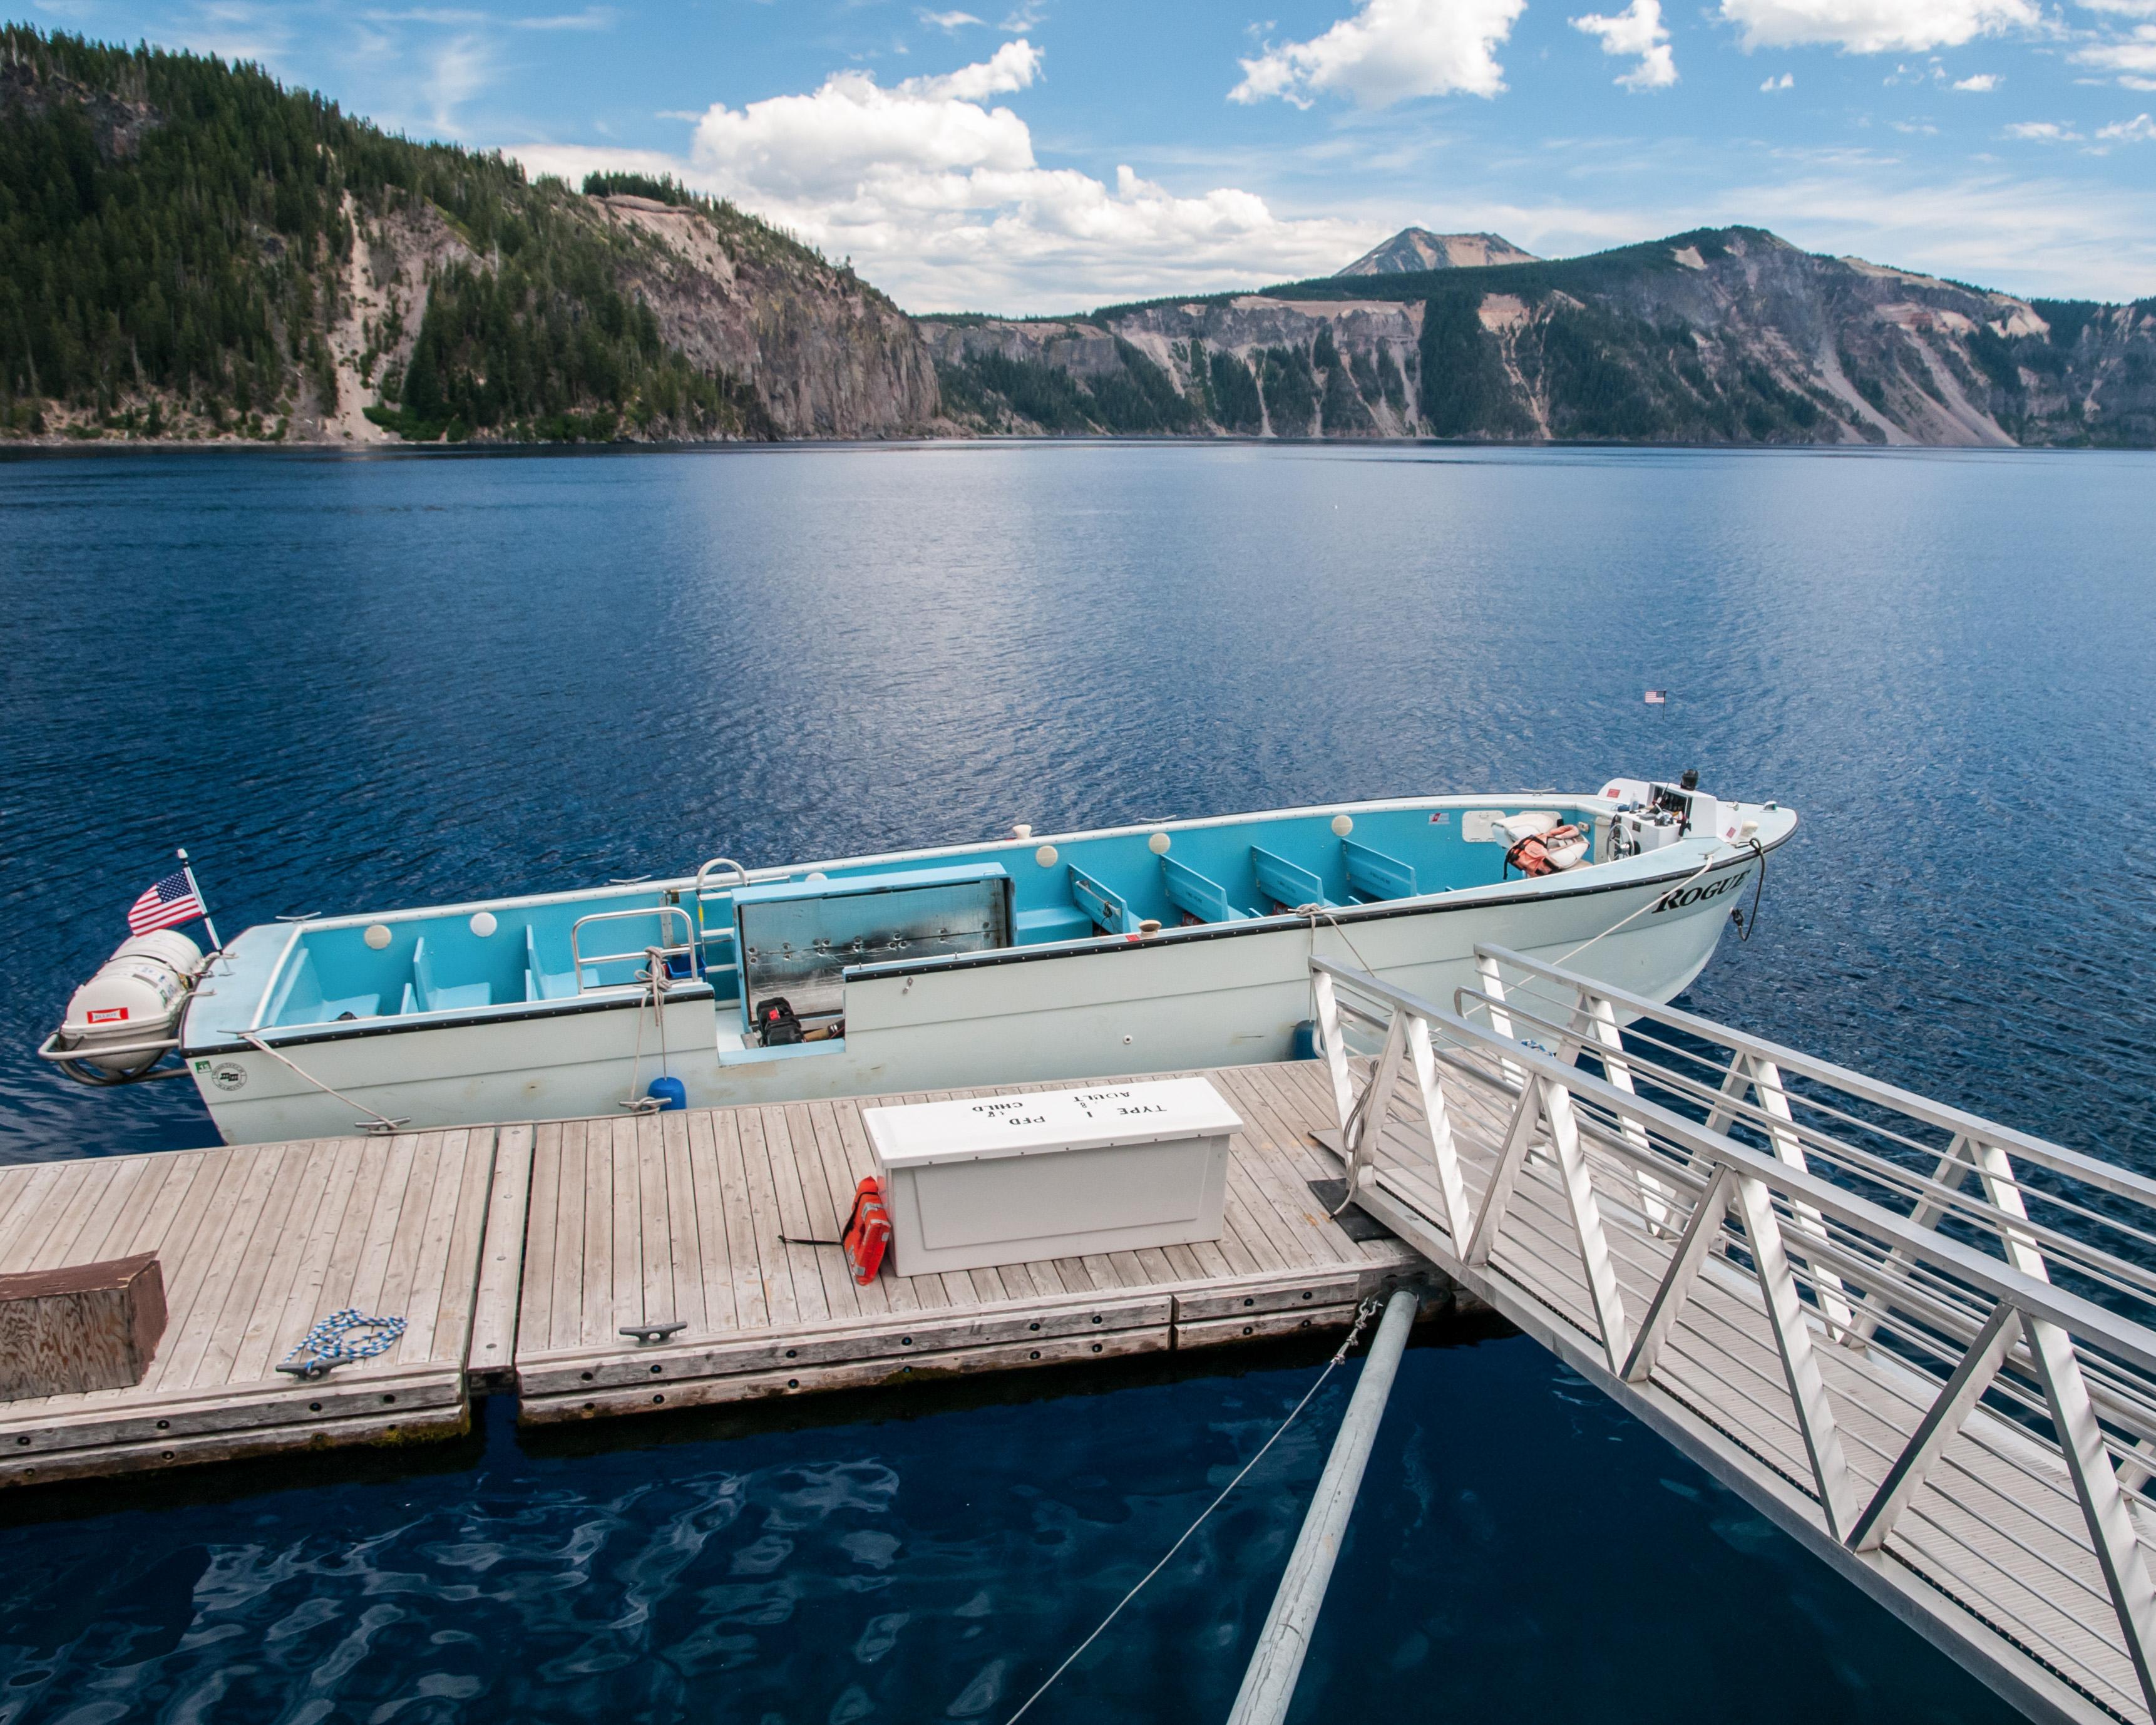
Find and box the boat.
[41,775,1793,1145]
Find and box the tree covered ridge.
[0,26,833,442]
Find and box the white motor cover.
[62,930,203,1073]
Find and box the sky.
[19,0,2156,311]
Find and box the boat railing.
[568,905,698,994]
[1312,951,2156,1720]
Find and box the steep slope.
[1337,229,1538,275]
[924,228,2156,446]
[0,29,939,445]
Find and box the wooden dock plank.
[470,1126,534,1387]
[735,1106,801,1329]
[659,1111,707,1336]
[550,1120,588,1353]
[682,1110,732,1334]
[711,1106,769,1331]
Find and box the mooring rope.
[617,944,673,1112]
[234,1031,408,1135]
[1000,1296,1386,1725]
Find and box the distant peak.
[1335,228,1539,277]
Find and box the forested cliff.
[3,25,2151,449]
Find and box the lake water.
[2,440,2152,1721]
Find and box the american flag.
[1644,689,1668,705]
[128,870,205,936]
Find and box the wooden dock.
[0,1063,1434,1483]
[0,1128,500,1485]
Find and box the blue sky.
[21,0,2156,310]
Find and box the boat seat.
[412,936,491,1012]
[1069,865,1144,935]
[1161,857,1248,924]
[1343,839,1417,902]
[525,927,577,1001]
[1016,904,1095,944]
[1251,846,1330,912]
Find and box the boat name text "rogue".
[1650,871,1749,915]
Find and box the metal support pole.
[1225,1288,1420,1725]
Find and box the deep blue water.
[3,440,2153,1721]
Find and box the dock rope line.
[232,1031,409,1135]
[1551,837,1762,967]
[618,945,673,1112]
[276,1309,407,1379]
[1000,1295,1385,1725]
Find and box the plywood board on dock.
[511,1066,1432,1421]
[0,1128,499,1485]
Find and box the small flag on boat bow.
[1644,689,1668,705]
[128,870,205,936]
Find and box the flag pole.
[175,847,224,954]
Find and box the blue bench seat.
[1017,904,1096,944]
[1162,856,1249,924]
[1252,846,1331,912]
[1343,839,1418,902]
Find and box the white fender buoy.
[470,911,498,937]
[364,924,393,950]
[1331,814,1353,837]
[1035,845,1059,868]
[1148,832,1171,855]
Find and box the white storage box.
[863,1079,1242,1277]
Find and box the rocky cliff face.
[594,197,939,440]
[921,228,2156,447]
[272,193,941,447]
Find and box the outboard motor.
[46,930,205,1081]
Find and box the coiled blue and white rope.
[277,1308,406,1379]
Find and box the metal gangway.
[1310,946,2156,1725]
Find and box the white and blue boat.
[43,776,1792,1145]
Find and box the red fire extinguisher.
[842,1177,891,1285]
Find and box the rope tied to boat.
[1000,1295,1389,1725]
[1553,835,1763,967]
[232,1031,409,1135]
[275,1308,407,1379]
[618,944,674,1112]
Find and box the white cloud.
[2005,118,2082,136]
[920,8,986,27]
[1953,70,1999,86]
[1573,0,1680,86]
[903,38,1041,99]
[424,33,495,130]
[1718,0,2040,53]
[2075,24,2156,76]
[508,46,1379,312]
[1762,68,1797,84]
[1228,0,1528,108]
[2097,109,2156,135]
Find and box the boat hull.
[188,850,1757,1145]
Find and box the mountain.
[922,229,2156,446]
[3,26,2152,450]
[0,27,938,445]
[1337,229,1538,275]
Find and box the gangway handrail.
[568,905,697,994]
[1308,952,2156,1725]
[1472,943,2156,1209]
[1449,962,2156,1320]
[1313,957,2156,1371]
